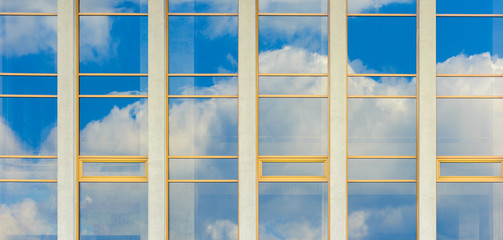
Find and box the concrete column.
[418,0,437,239]
[329,0,347,239]
[148,0,167,239]
[57,0,78,239]
[238,0,257,239]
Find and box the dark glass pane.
[82,162,146,177]
[259,0,327,13]
[169,76,237,95]
[80,76,148,95]
[80,0,148,13]
[440,162,501,177]
[0,0,57,12]
[0,76,56,95]
[169,158,238,180]
[169,0,237,13]
[0,158,57,179]
[348,0,416,14]
[348,77,416,96]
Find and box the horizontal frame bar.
[258,13,328,16]
[347,13,417,17]
[258,177,328,182]
[0,12,57,16]
[258,95,328,98]
[168,95,238,98]
[0,179,57,182]
[0,95,57,98]
[168,73,238,77]
[0,73,57,76]
[0,155,57,159]
[79,73,148,77]
[437,74,503,77]
[437,14,503,17]
[79,95,148,98]
[78,13,148,16]
[258,73,328,77]
[348,156,416,159]
[438,156,503,160]
[79,177,148,182]
[79,156,148,160]
[167,179,238,183]
[437,96,503,99]
[347,95,417,98]
[168,156,238,159]
[347,179,417,183]
[348,73,417,77]
[168,13,238,16]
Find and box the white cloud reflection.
[348,0,414,14]
[0,198,54,240]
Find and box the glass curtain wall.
[77,0,148,239]
[347,0,418,239]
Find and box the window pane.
[259,98,328,156]
[259,77,328,95]
[259,183,328,240]
[262,162,325,176]
[348,77,416,96]
[168,16,238,74]
[168,98,238,156]
[259,16,328,74]
[80,76,148,95]
[0,16,57,73]
[259,0,327,13]
[348,17,416,74]
[348,183,417,240]
[0,98,57,156]
[437,17,503,74]
[348,158,416,180]
[348,0,416,14]
[80,0,148,13]
[169,76,237,96]
[437,183,503,240]
[0,158,57,180]
[0,76,57,95]
[0,0,57,12]
[80,16,148,73]
[438,77,503,96]
[169,158,238,180]
[169,0,237,13]
[82,162,146,177]
[437,99,503,156]
[80,183,147,240]
[80,98,147,156]
[0,182,57,239]
[437,0,503,14]
[348,98,416,156]
[169,183,238,240]
[440,162,501,177]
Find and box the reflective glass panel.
[168,16,238,74]
[169,0,237,13]
[348,17,416,74]
[262,162,325,176]
[0,16,57,73]
[348,0,416,14]
[348,77,416,96]
[440,162,501,177]
[80,0,148,13]
[437,77,503,96]
[82,162,146,177]
[0,98,57,156]
[348,183,417,240]
[80,16,148,73]
[80,183,147,240]
[348,98,416,156]
[259,183,328,240]
[259,77,328,95]
[168,98,238,156]
[169,76,237,96]
[348,158,416,180]
[80,76,148,95]
[437,0,503,14]
[80,98,147,156]
[0,158,56,180]
[0,76,56,95]
[437,183,503,240]
[0,0,57,12]
[259,0,327,13]
[259,98,328,156]
[437,99,503,156]
[169,158,237,180]
[169,183,238,240]
[0,182,57,239]
[437,17,503,74]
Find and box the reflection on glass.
[169,158,237,180]
[437,0,503,14]
[80,183,147,240]
[437,183,503,240]
[259,0,327,13]
[169,183,238,240]
[348,77,416,96]
[0,16,57,73]
[169,0,238,13]
[259,183,328,240]
[259,77,328,95]
[169,98,237,156]
[437,99,503,156]
[348,183,416,240]
[80,98,147,156]
[259,16,328,74]
[80,76,148,95]
[169,16,238,74]
[259,98,328,156]
[437,77,503,96]
[169,76,237,96]
[80,0,148,13]
[262,162,324,176]
[0,76,57,95]
[348,0,416,14]
[437,17,503,74]
[440,162,501,177]
[348,98,416,156]
[0,158,56,180]
[348,17,416,74]
[0,182,57,239]
[0,98,57,156]
[79,16,148,73]
[0,0,57,12]
[82,162,145,177]
[348,158,416,180]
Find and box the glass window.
[169,76,237,96]
[80,76,148,95]
[0,158,57,179]
[348,158,416,180]
[440,162,501,177]
[259,77,328,95]
[262,162,325,177]
[169,158,238,180]
[437,77,503,96]
[0,76,56,95]
[0,0,57,12]
[168,0,238,13]
[80,0,148,13]
[259,0,327,13]
[437,0,503,14]
[82,162,146,177]
[348,0,416,14]
[348,77,416,96]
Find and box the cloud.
[259,0,327,13]
[259,46,328,73]
[0,0,56,12]
[79,0,148,13]
[348,206,415,239]
[0,198,55,240]
[348,0,414,13]
[206,219,238,240]
[169,0,237,13]
[0,117,26,155]
[348,211,369,239]
[79,16,115,63]
[259,221,327,240]
[437,52,503,74]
